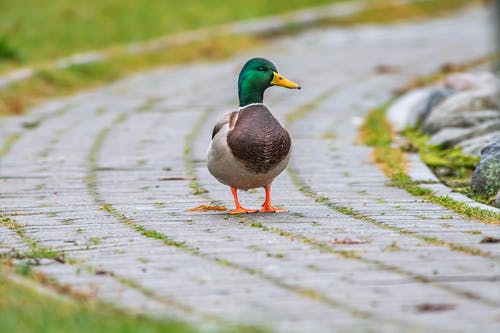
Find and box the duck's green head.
[238,58,300,107]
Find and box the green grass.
[0,0,340,67]
[0,272,199,333]
[358,103,408,177]
[384,241,401,252]
[0,36,20,62]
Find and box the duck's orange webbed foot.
[229,186,257,215]
[259,185,287,213]
[229,207,258,214]
[259,204,287,213]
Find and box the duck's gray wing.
[211,111,238,139]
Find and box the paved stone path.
[1,7,499,333]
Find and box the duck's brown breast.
[227,104,291,174]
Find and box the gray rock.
[444,72,500,91]
[421,88,456,121]
[496,192,500,208]
[428,127,469,147]
[471,137,500,197]
[386,87,454,132]
[428,119,500,148]
[386,88,435,131]
[422,87,500,134]
[444,109,500,128]
[459,132,500,156]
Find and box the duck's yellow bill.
[271,71,301,89]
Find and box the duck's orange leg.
[229,187,257,214]
[259,185,287,213]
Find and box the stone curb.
[387,93,500,214]
[0,1,364,89]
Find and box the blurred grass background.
[0,0,478,116]
[0,273,202,333]
[0,0,478,69]
[0,0,339,68]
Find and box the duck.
[207,58,300,214]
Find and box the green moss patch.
[401,128,492,202]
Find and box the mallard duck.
[207,58,300,214]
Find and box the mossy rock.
[471,138,500,199]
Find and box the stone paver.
[1,7,499,333]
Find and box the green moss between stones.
[402,128,496,205]
[0,214,66,262]
[0,133,21,158]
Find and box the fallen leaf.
[158,177,196,181]
[330,238,369,245]
[188,205,227,212]
[415,303,455,312]
[374,64,401,74]
[480,236,500,244]
[95,269,115,276]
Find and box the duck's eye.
[257,67,265,71]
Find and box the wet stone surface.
[1,7,499,333]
